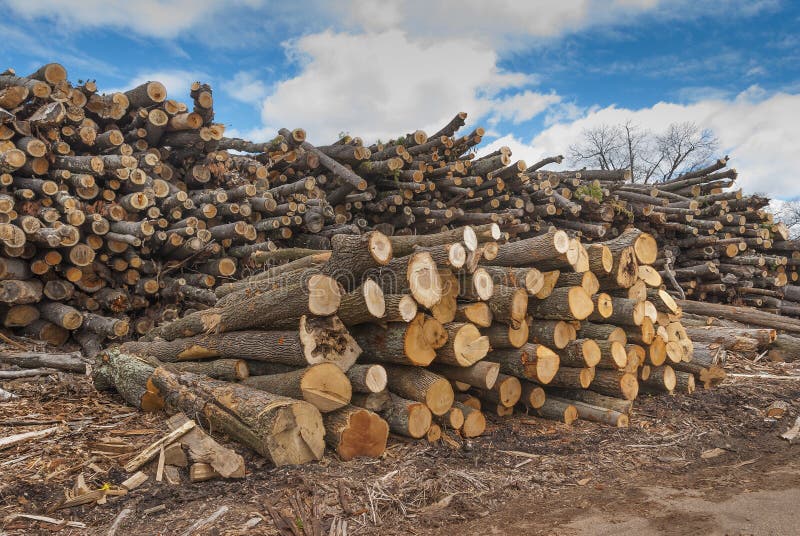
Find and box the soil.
[1,356,798,535]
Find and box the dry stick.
[0,351,86,372]
[0,425,59,450]
[179,506,230,536]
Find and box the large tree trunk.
[146,274,340,340]
[124,316,360,371]
[323,406,388,460]
[93,349,325,466]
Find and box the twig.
[0,425,59,450]
[0,368,58,379]
[179,505,229,536]
[0,331,29,350]
[728,373,799,380]
[4,513,86,529]
[107,507,132,536]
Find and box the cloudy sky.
[2,0,799,198]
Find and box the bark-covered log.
[93,349,325,466]
[124,316,360,370]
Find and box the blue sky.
[2,0,799,197]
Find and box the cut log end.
[363,279,386,319]
[634,233,658,264]
[524,268,545,295]
[451,323,490,366]
[328,407,388,461]
[470,268,494,301]
[449,243,467,268]
[620,373,639,400]
[395,295,418,322]
[407,252,442,308]
[407,402,433,438]
[307,274,342,316]
[273,402,326,465]
[425,378,455,416]
[535,346,561,385]
[553,230,570,254]
[593,293,613,319]
[368,231,393,265]
[363,364,388,393]
[404,315,437,366]
[299,363,353,412]
[461,408,486,438]
[463,226,478,251]
[568,286,595,320]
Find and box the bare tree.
[655,122,718,181]
[568,121,719,183]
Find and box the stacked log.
[95,223,717,467]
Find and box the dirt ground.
[1,355,798,535]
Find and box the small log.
[380,392,432,438]
[126,316,360,371]
[337,279,386,326]
[490,343,560,384]
[435,322,490,367]
[383,365,454,416]
[528,286,594,321]
[242,363,352,412]
[0,351,86,373]
[589,370,639,400]
[536,398,578,425]
[352,315,434,366]
[94,350,325,466]
[345,364,387,393]
[168,359,249,381]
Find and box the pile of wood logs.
[0,62,796,360]
[4,62,797,466]
[93,224,718,465]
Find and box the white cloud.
[489,91,562,125]
[259,30,543,143]
[496,87,800,198]
[337,0,660,46]
[222,71,270,106]
[3,0,257,39]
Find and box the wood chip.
[143,504,166,515]
[781,416,800,444]
[123,419,194,472]
[700,447,727,459]
[120,471,148,491]
[166,413,244,478]
[766,400,789,419]
[108,507,132,536]
[163,465,182,485]
[155,445,166,482]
